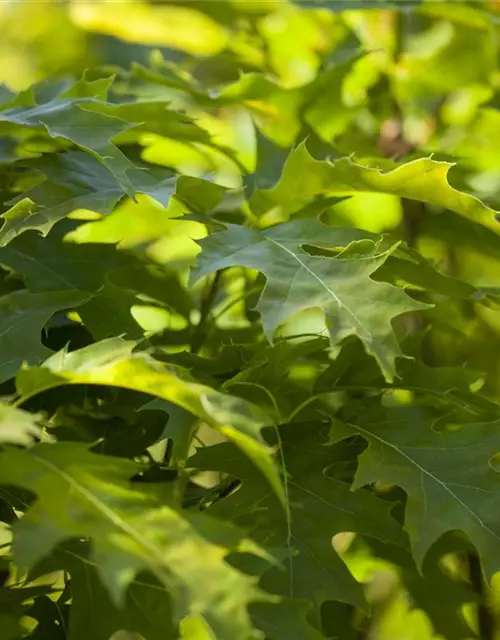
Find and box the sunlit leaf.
[0,442,271,639]
[16,338,285,508]
[251,143,499,231]
[0,3,499,637]
[70,1,228,56]
[0,404,42,446]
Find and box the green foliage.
[193,220,427,380]
[2,2,500,639]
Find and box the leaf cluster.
[1,2,500,639]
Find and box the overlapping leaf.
[193,220,427,380]
[0,81,137,193]
[0,223,192,339]
[30,540,178,640]
[250,144,499,230]
[0,584,55,640]
[326,397,500,579]
[0,404,42,446]
[189,421,405,625]
[0,289,89,383]
[0,152,176,244]
[364,536,476,639]
[16,338,285,507]
[0,3,499,638]
[0,442,271,640]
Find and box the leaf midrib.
[33,454,171,572]
[266,237,370,337]
[32,452,259,639]
[351,422,500,545]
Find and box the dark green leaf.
[0,289,89,383]
[326,398,500,580]
[189,422,405,617]
[193,220,427,380]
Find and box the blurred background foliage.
[5,0,500,638]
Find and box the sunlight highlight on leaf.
[70,1,228,56]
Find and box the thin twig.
[469,553,495,640]
[190,270,223,354]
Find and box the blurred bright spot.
[276,308,328,341]
[131,305,187,333]
[382,389,414,407]
[179,615,213,640]
[195,107,256,176]
[67,209,104,221]
[67,311,83,324]
[141,134,242,189]
[70,1,227,56]
[0,1,90,90]
[342,544,394,583]
[141,136,211,177]
[441,85,493,127]
[375,597,439,640]
[65,194,176,247]
[332,193,402,233]
[227,0,284,14]
[65,194,206,267]
[332,531,356,553]
[259,7,341,88]
[289,363,321,384]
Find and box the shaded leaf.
[193,220,427,380]
[0,289,90,383]
[139,398,197,467]
[326,397,500,579]
[250,598,325,640]
[189,422,405,617]
[33,540,178,640]
[0,152,176,244]
[0,584,55,640]
[0,88,138,193]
